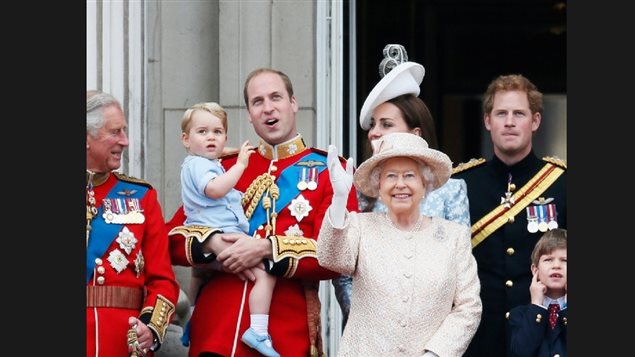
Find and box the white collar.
[543,296,566,310]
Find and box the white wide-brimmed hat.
[353,132,452,198]
[359,61,425,130]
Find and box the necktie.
[548,303,560,329]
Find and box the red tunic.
[167,138,358,357]
[86,172,179,357]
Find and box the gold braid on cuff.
[146,294,176,344]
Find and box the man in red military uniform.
[86,90,179,357]
[167,68,358,357]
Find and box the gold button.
[536,314,542,323]
[505,280,513,287]
[505,312,510,319]
[506,247,515,256]
[270,165,278,172]
[97,276,105,285]
[508,216,515,223]
[95,258,103,265]
[509,183,516,191]
[563,317,567,326]
[97,266,105,274]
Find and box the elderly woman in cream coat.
[318,132,481,357]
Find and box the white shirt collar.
[543,296,566,310]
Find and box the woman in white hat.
[333,45,470,329]
[318,132,481,357]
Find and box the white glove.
[327,144,354,227]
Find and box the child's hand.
[530,270,546,305]
[237,140,255,167]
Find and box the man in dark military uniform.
[454,74,567,357]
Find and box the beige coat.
[318,212,482,357]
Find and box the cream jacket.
[318,212,482,357]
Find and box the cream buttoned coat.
[318,212,482,357]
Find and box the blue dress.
[332,178,471,327]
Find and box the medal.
[107,249,129,273]
[500,173,515,208]
[526,206,538,233]
[288,194,313,222]
[537,205,548,232]
[134,251,145,278]
[307,168,318,191]
[297,168,308,191]
[116,227,138,254]
[102,198,145,224]
[546,203,558,230]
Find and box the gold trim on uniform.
[168,225,221,244]
[113,171,153,188]
[269,235,318,263]
[471,162,565,248]
[87,171,110,187]
[147,294,176,344]
[257,135,307,160]
[284,256,298,278]
[452,158,486,175]
[185,237,194,265]
[542,156,567,169]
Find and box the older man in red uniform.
[167,68,358,357]
[86,90,179,356]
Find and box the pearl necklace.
[385,214,424,233]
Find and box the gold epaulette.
[452,158,486,175]
[542,156,567,169]
[113,172,153,188]
[269,235,317,263]
[168,225,220,243]
[145,294,176,344]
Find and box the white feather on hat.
[353,132,452,198]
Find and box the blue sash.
[86,180,148,283]
[248,152,327,234]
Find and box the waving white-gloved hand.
[327,144,354,228]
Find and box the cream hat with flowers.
[353,132,452,198]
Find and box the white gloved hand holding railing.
[326,144,354,228]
